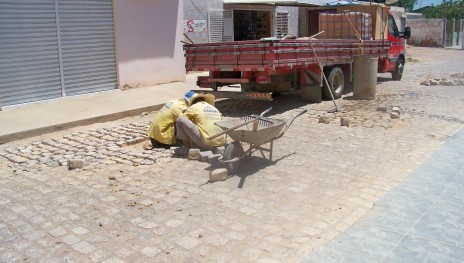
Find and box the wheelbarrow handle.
[209,107,273,140]
[260,107,272,117]
[278,109,308,138]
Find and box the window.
[388,15,398,38]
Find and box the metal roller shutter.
[0,0,117,108]
[58,0,117,96]
[275,12,289,38]
[0,0,62,107]
[208,10,224,43]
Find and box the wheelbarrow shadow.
[231,152,296,189]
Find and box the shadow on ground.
[215,93,308,118]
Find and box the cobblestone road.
[1,47,464,262]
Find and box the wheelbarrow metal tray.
[215,117,286,146]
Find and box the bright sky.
[414,0,443,9]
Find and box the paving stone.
[48,227,67,237]
[1,48,464,263]
[188,149,201,160]
[340,117,350,127]
[165,219,184,228]
[102,257,126,263]
[140,247,161,257]
[68,160,84,170]
[72,241,96,255]
[138,222,157,229]
[62,234,80,245]
[209,168,228,182]
[71,227,89,235]
[176,236,201,249]
[318,116,330,124]
[199,151,213,162]
[204,233,230,247]
[390,111,400,119]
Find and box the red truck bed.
[185,39,390,72]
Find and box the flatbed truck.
[184,4,411,101]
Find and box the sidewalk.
[302,126,464,262]
[0,74,205,144]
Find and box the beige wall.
[113,0,185,89]
[407,19,445,47]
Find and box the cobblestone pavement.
[303,126,464,262]
[1,47,464,262]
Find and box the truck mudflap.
[191,90,273,101]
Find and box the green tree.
[393,0,418,12]
[422,0,464,18]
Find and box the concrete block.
[188,148,201,160]
[199,151,213,162]
[209,168,228,182]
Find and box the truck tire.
[323,67,344,99]
[392,57,404,81]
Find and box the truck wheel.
[392,57,404,81]
[323,67,344,99]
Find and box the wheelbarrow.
[209,107,307,172]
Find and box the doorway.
[233,10,271,41]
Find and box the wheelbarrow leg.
[270,140,273,161]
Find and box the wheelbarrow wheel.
[223,142,244,173]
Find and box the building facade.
[0,0,184,108]
[183,0,299,44]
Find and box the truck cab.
[302,4,411,80]
[381,11,411,80]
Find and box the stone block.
[318,116,330,124]
[188,148,201,160]
[68,160,83,170]
[215,146,225,155]
[391,107,401,119]
[340,117,350,127]
[209,168,228,182]
[376,106,387,112]
[208,154,222,166]
[390,112,400,119]
[199,151,213,162]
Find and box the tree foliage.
[392,0,418,12]
[421,0,464,19]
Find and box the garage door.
[0,0,117,107]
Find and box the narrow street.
[1,46,463,262]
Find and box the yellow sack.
[183,101,225,147]
[147,99,187,145]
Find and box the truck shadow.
[377,76,392,83]
[215,93,308,118]
[339,76,394,100]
